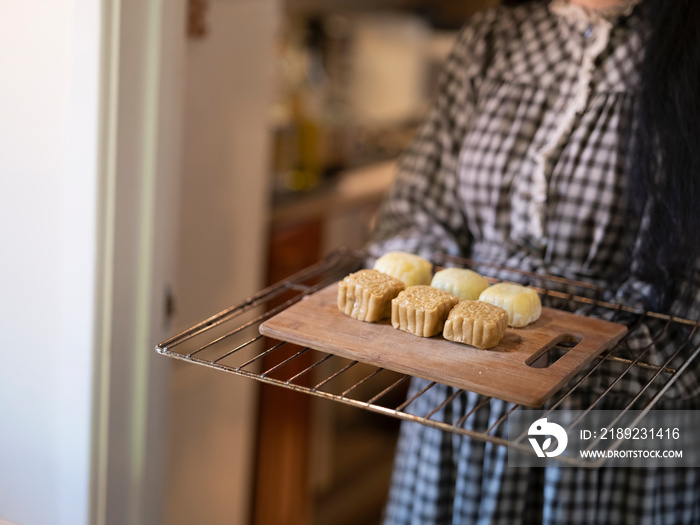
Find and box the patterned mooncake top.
[393,285,459,311]
[447,300,507,323]
[341,269,404,295]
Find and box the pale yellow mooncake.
[338,269,405,322]
[478,282,542,328]
[374,251,432,287]
[430,267,489,300]
[391,285,460,337]
[443,300,508,349]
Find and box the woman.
[368,0,700,523]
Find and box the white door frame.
[91,1,185,524]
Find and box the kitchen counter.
[270,160,396,226]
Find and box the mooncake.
[337,269,405,322]
[391,285,459,337]
[478,282,542,327]
[373,251,432,287]
[430,267,489,300]
[443,300,508,349]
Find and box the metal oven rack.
[156,248,700,467]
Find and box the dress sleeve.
[366,16,490,262]
[610,216,700,402]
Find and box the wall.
[0,0,100,523]
[0,0,188,523]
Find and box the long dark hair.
[630,0,700,311]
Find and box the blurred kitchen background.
[0,1,496,525]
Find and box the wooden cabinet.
[253,163,397,525]
[253,218,323,525]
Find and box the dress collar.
[549,0,642,24]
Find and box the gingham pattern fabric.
[368,1,700,523]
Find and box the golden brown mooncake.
[373,251,432,287]
[478,282,542,328]
[391,285,460,337]
[430,267,490,300]
[337,269,405,322]
[443,300,508,349]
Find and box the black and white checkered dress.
[368,1,700,523]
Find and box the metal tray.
[156,248,700,466]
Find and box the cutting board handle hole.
[526,334,581,369]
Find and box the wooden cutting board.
[259,284,628,407]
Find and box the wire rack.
[156,248,700,467]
